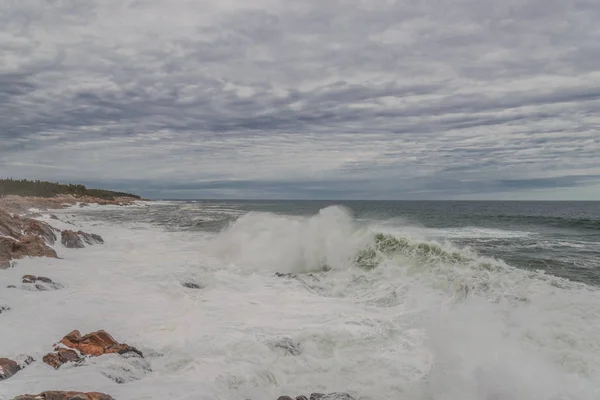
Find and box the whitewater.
[1,202,600,400]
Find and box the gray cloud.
[0,0,599,199]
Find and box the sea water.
[1,200,599,400]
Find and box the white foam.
[1,206,599,400]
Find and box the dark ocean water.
[77,200,600,285]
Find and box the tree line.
[0,178,141,200]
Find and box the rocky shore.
[1,195,359,400]
[0,195,141,400]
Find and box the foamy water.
[1,204,600,400]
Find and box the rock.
[0,305,10,314]
[1,235,58,260]
[0,209,22,238]
[268,337,302,356]
[61,230,103,248]
[296,397,309,400]
[13,391,115,400]
[1,259,12,270]
[0,358,19,380]
[61,230,84,248]
[315,394,355,400]
[181,281,202,289]
[7,285,16,288]
[277,397,293,400]
[43,330,142,369]
[310,394,325,400]
[23,220,57,245]
[22,275,63,291]
[50,214,59,220]
[275,272,297,279]
[77,231,104,245]
[43,348,83,369]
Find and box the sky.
[1,0,599,200]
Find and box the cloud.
[0,0,599,199]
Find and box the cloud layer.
[1,0,599,199]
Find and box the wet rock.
[275,272,297,279]
[61,230,84,248]
[268,337,302,356]
[277,397,293,400]
[77,231,104,245]
[1,259,12,269]
[43,330,142,369]
[13,391,115,400]
[313,394,355,400]
[22,275,63,291]
[0,358,19,380]
[0,305,10,314]
[43,348,83,369]
[23,220,58,245]
[181,281,203,289]
[7,285,16,288]
[50,214,60,220]
[1,235,58,260]
[61,230,104,248]
[296,396,309,400]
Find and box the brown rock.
[23,220,57,245]
[0,209,22,239]
[60,330,142,357]
[1,235,58,260]
[61,230,85,248]
[43,348,82,369]
[0,358,19,380]
[12,391,115,400]
[43,330,142,369]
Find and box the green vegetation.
[0,178,141,200]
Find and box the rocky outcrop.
[43,330,142,369]
[23,220,57,245]
[1,235,58,262]
[0,209,58,263]
[61,230,104,248]
[22,275,63,291]
[13,391,115,400]
[61,230,84,248]
[0,358,19,380]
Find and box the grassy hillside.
[0,179,141,200]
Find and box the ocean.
[1,200,600,400]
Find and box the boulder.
[43,348,83,369]
[13,391,115,400]
[0,209,22,239]
[0,358,19,380]
[61,230,104,248]
[61,230,84,249]
[43,330,142,369]
[22,275,63,291]
[23,220,57,245]
[1,235,58,260]
[181,281,203,289]
[77,231,104,245]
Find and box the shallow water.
[1,201,600,399]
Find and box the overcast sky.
[1,0,599,200]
